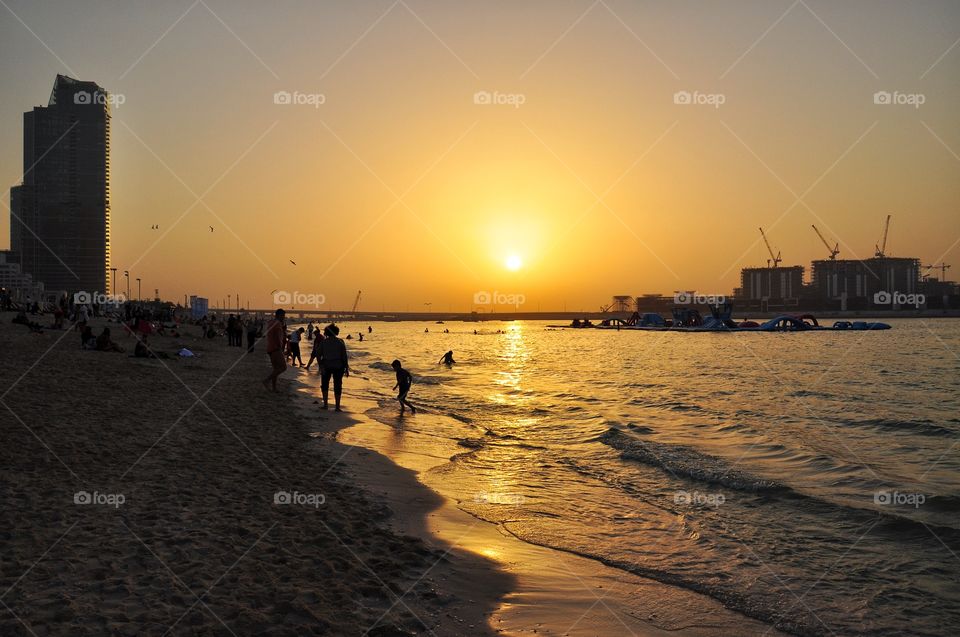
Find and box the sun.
[505,254,523,271]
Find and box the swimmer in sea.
[439,350,455,365]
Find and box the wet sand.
[0,314,508,635]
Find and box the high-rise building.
[9,74,111,296]
[737,265,805,310]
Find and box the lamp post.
[124,271,130,300]
[136,278,141,302]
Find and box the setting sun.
[505,254,523,271]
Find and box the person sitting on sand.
[134,334,170,359]
[262,309,287,392]
[80,325,96,349]
[439,350,456,365]
[319,324,349,411]
[96,327,124,352]
[391,359,417,415]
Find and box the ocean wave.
[598,428,786,492]
[595,429,960,535]
[788,389,835,399]
[627,398,706,412]
[840,417,957,437]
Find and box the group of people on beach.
[262,311,458,416]
[262,309,350,411]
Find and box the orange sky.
[2,1,959,311]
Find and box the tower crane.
[811,225,839,260]
[351,290,362,313]
[759,227,782,268]
[874,214,891,258]
[923,263,951,281]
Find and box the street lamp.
[124,271,130,300]
[136,278,141,302]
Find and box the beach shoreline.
[291,359,789,636]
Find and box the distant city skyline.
[1,1,958,310]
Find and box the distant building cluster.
[734,257,954,311]
[2,75,111,305]
[618,257,956,314]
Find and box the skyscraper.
[9,74,111,296]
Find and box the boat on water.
[554,303,891,332]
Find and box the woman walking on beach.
[262,309,287,392]
[319,324,349,411]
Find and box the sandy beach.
[0,315,510,636]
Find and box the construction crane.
[759,227,782,268]
[351,290,361,313]
[923,263,952,281]
[874,214,891,258]
[811,225,839,260]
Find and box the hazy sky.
[2,0,958,311]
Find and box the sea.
[301,318,960,636]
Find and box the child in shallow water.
[391,359,416,415]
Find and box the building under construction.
[810,257,922,310]
[737,265,805,310]
[735,218,937,311]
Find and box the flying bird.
[289,260,297,265]
[209,226,214,233]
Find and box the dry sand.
[0,314,510,636]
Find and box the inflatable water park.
[552,303,892,332]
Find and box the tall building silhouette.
[9,74,111,296]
